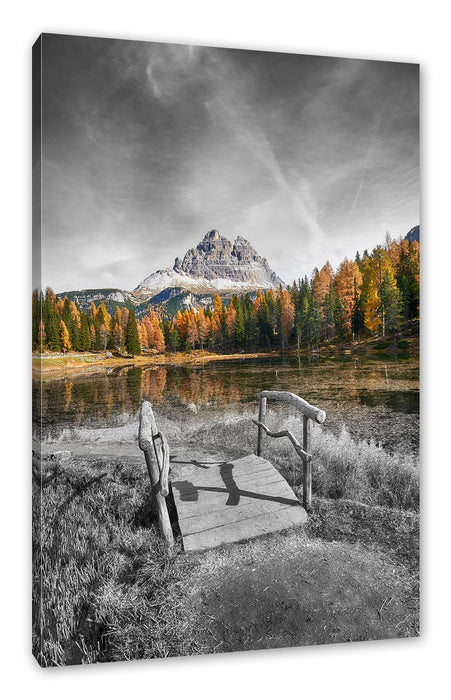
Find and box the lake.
[33,355,419,456]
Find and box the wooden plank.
[175,478,297,517]
[171,464,278,491]
[182,505,307,552]
[172,466,284,499]
[172,454,274,480]
[171,453,307,552]
[179,493,301,536]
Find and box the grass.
[177,408,419,512]
[32,454,207,665]
[33,408,419,666]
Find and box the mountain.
[60,288,150,316]
[59,230,284,317]
[405,225,420,242]
[134,230,285,299]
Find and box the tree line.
[32,235,419,356]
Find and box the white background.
[1,1,449,698]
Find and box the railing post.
[256,395,267,456]
[139,399,174,556]
[143,449,174,555]
[303,415,312,511]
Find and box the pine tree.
[334,294,346,348]
[125,309,141,356]
[37,320,46,353]
[351,280,365,343]
[396,240,420,324]
[242,293,256,349]
[256,296,273,349]
[169,326,180,352]
[232,296,245,347]
[80,312,91,351]
[380,269,404,348]
[32,290,41,350]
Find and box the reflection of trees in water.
[141,367,167,405]
[63,381,73,411]
[36,365,248,433]
[126,367,142,408]
[165,367,242,408]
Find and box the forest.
[32,235,419,356]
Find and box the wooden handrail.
[252,420,311,462]
[139,399,174,554]
[152,431,170,498]
[260,390,326,424]
[255,390,326,511]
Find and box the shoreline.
[32,350,277,379]
[32,334,419,380]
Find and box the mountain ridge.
[59,230,284,316]
[135,229,285,297]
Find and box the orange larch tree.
[197,306,210,350]
[279,289,295,349]
[335,258,362,331]
[59,320,71,352]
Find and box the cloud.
[40,37,419,292]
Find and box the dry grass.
[177,408,419,512]
[32,453,206,666]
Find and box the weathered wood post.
[303,415,312,511]
[256,395,267,456]
[139,398,174,556]
[254,391,325,513]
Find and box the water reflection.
[33,356,419,449]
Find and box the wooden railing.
[138,398,174,555]
[252,391,326,511]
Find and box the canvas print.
[32,34,420,666]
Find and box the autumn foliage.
[32,236,419,355]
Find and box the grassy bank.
[33,408,419,665]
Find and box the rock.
[405,225,419,243]
[136,229,284,297]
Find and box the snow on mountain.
[135,230,284,299]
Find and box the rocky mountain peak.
[136,229,284,298]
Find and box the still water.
[33,355,419,455]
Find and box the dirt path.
[180,527,418,652]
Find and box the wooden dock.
[170,453,307,552]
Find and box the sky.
[37,34,419,293]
